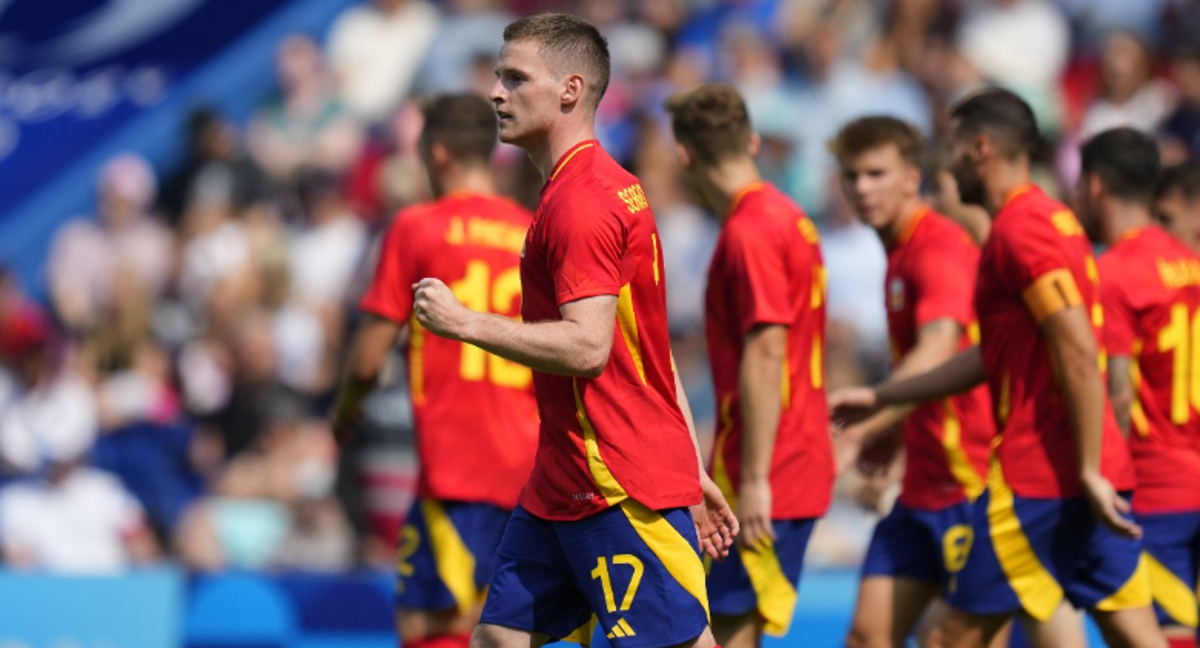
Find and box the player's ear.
[674,142,693,169]
[429,141,452,168]
[748,132,761,158]
[561,73,585,108]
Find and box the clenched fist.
[412,278,473,340]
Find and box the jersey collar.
[727,181,766,216]
[547,140,597,184]
[1001,183,1036,209]
[895,204,930,248]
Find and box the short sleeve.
[544,192,625,306]
[994,216,1084,323]
[723,220,793,337]
[911,233,978,329]
[359,213,420,322]
[1098,257,1136,357]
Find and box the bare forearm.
[1044,308,1106,478]
[461,311,611,378]
[332,316,400,425]
[1059,345,1107,478]
[1107,356,1133,437]
[876,346,986,407]
[844,404,915,446]
[674,363,708,472]
[739,332,785,484]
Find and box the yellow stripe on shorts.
[1140,553,1194,626]
[986,460,1063,621]
[618,499,710,621]
[740,539,798,636]
[422,499,479,614]
[1094,552,1153,613]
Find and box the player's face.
[838,144,920,232]
[1156,188,1200,249]
[489,40,563,149]
[946,120,986,207]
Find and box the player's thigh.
[398,607,477,641]
[1091,606,1169,648]
[471,622,552,648]
[710,612,758,648]
[923,605,1011,648]
[850,575,938,648]
[1015,601,1085,648]
[558,500,710,647]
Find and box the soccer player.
[1079,127,1200,648]
[410,14,737,648]
[662,83,832,648]
[827,116,996,648]
[1155,162,1200,255]
[330,94,540,648]
[829,89,1166,648]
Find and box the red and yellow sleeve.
[911,232,979,329]
[997,214,1081,323]
[360,212,421,322]
[724,219,793,337]
[545,191,624,306]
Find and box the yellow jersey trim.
[574,379,629,507]
[616,284,647,385]
[942,399,985,500]
[1022,269,1084,324]
[549,141,596,182]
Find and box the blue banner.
[0,0,356,296]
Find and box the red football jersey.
[886,207,993,510]
[360,193,539,509]
[517,140,701,521]
[704,182,833,520]
[1100,226,1200,513]
[974,184,1135,498]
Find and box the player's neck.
[435,163,496,199]
[701,158,762,221]
[879,198,923,248]
[1102,200,1153,245]
[536,120,598,181]
[984,160,1033,215]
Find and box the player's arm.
[738,324,785,547]
[836,318,964,471]
[1030,266,1141,537]
[1106,355,1134,437]
[330,314,404,445]
[414,278,615,378]
[830,346,985,426]
[673,359,738,561]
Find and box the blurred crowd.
[2,0,1199,573]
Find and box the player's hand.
[412,278,473,340]
[831,423,864,475]
[1080,472,1142,539]
[829,386,880,429]
[692,473,738,562]
[855,433,901,477]
[737,479,776,551]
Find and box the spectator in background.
[0,321,160,572]
[248,34,363,182]
[956,0,1070,134]
[1162,47,1200,163]
[1078,30,1176,139]
[160,108,274,228]
[1155,162,1200,254]
[326,0,439,124]
[414,0,513,95]
[47,153,173,335]
[175,416,351,572]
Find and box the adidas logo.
[606,618,637,639]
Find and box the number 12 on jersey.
[449,260,532,389]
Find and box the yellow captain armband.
[1022,269,1084,324]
